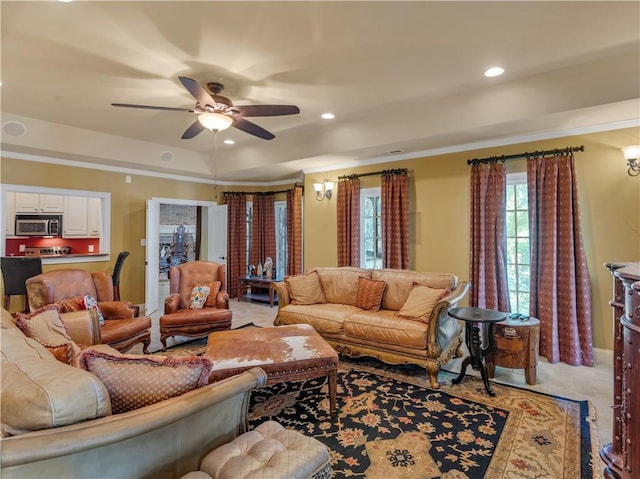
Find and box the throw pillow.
[83,295,105,326]
[397,284,450,323]
[285,271,327,305]
[79,349,214,413]
[59,295,86,312]
[355,276,387,311]
[15,305,82,364]
[193,281,221,308]
[189,285,211,310]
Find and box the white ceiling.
[2,1,639,183]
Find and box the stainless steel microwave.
[15,215,62,237]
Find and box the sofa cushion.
[372,269,457,311]
[355,276,386,311]
[343,310,428,349]
[285,271,327,305]
[277,303,360,334]
[398,285,450,323]
[1,328,112,434]
[314,267,371,306]
[79,348,214,413]
[15,305,82,364]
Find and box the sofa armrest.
[164,294,181,314]
[216,291,230,310]
[97,301,136,320]
[272,282,290,325]
[60,310,101,346]
[426,280,471,354]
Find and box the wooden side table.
[486,316,540,385]
[237,275,278,307]
[448,307,507,397]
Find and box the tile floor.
[148,299,614,453]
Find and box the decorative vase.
[256,262,263,276]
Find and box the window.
[245,200,288,278]
[246,202,253,272]
[360,188,382,269]
[506,173,530,314]
[275,201,287,279]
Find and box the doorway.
[145,197,226,316]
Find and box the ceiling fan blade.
[181,120,206,139]
[112,103,194,112]
[232,117,275,140]
[231,105,300,117]
[179,76,217,108]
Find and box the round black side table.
[448,306,507,396]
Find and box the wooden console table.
[238,275,278,307]
[601,262,640,479]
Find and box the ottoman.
[205,324,338,415]
[182,421,332,479]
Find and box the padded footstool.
[182,421,331,479]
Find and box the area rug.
[248,359,598,479]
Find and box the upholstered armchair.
[25,269,151,353]
[159,261,232,351]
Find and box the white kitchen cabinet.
[5,192,15,236]
[62,196,89,237]
[15,193,64,213]
[87,197,102,237]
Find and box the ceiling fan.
[112,76,300,140]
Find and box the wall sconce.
[313,179,334,201]
[622,145,640,177]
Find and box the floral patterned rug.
[248,358,598,479]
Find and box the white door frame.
[145,197,225,316]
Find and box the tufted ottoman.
[181,421,332,479]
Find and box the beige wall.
[304,127,640,350]
[2,126,639,349]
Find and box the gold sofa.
[0,307,268,479]
[273,267,470,388]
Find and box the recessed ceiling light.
[223,139,235,145]
[484,67,504,78]
[58,0,73,3]
[321,113,335,120]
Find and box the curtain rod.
[223,184,303,196]
[338,168,408,180]
[467,145,584,166]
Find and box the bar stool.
[111,251,130,302]
[1,257,43,313]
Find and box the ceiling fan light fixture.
[198,112,233,131]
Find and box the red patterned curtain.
[225,193,246,299]
[527,152,593,366]
[381,169,409,269]
[286,186,303,275]
[337,176,360,266]
[250,194,276,271]
[469,162,510,310]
